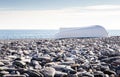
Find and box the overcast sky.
[0,0,120,29]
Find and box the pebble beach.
[0,36,120,77]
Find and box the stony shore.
[0,36,120,77]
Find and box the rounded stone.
[12,61,26,68]
[27,70,44,77]
[0,61,4,66]
[41,67,56,77]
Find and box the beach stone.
[10,71,20,75]
[36,41,42,45]
[60,61,75,65]
[12,61,26,68]
[3,75,26,77]
[76,58,86,64]
[101,56,120,63]
[31,60,39,66]
[104,74,109,77]
[41,47,50,53]
[94,71,104,77]
[100,65,110,71]
[8,55,17,59]
[64,57,75,61]
[49,52,57,57]
[7,49,17,53]
[52,65,76,74]
[71,50,80,55]
[0,60,10,65]
[34,64,42,70]
[111,59,120,65]
[0,61,4,66]
[22,58,31,64]
[0,71,9,74]
[27,70,44,77]
[98,56,108,60]
[116,66,120,76]
[0,67,14,73]
[53,56,63,61]
[67,73,78,77]
[14,58,22,61]
[77,72,94,77]
[79,64,90,71]
[70,64,80,71]
[103,69,116,76]
[54,71,67,77]
[110,74,116,77]
[45,62,58,67]
[0,71,9,77]
[32,56,51,62]
[41,67,55,77]
[23,73,29,77]
[23,50,30,55]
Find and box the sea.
[0,30,119,39]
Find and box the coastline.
[0,36,120,77]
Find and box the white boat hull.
[55,25,108,38]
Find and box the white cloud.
[84,5,120,10]
[0,5,120,30]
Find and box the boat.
[55,25,108,38]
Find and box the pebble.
[0,61,5,66]
[12,61,26,68]
[27,70,43,77]
[41,67,55,77]
[54,71,67,77]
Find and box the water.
[107,30,120,36]
[0,30,119,39]
[0,30,58,39]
